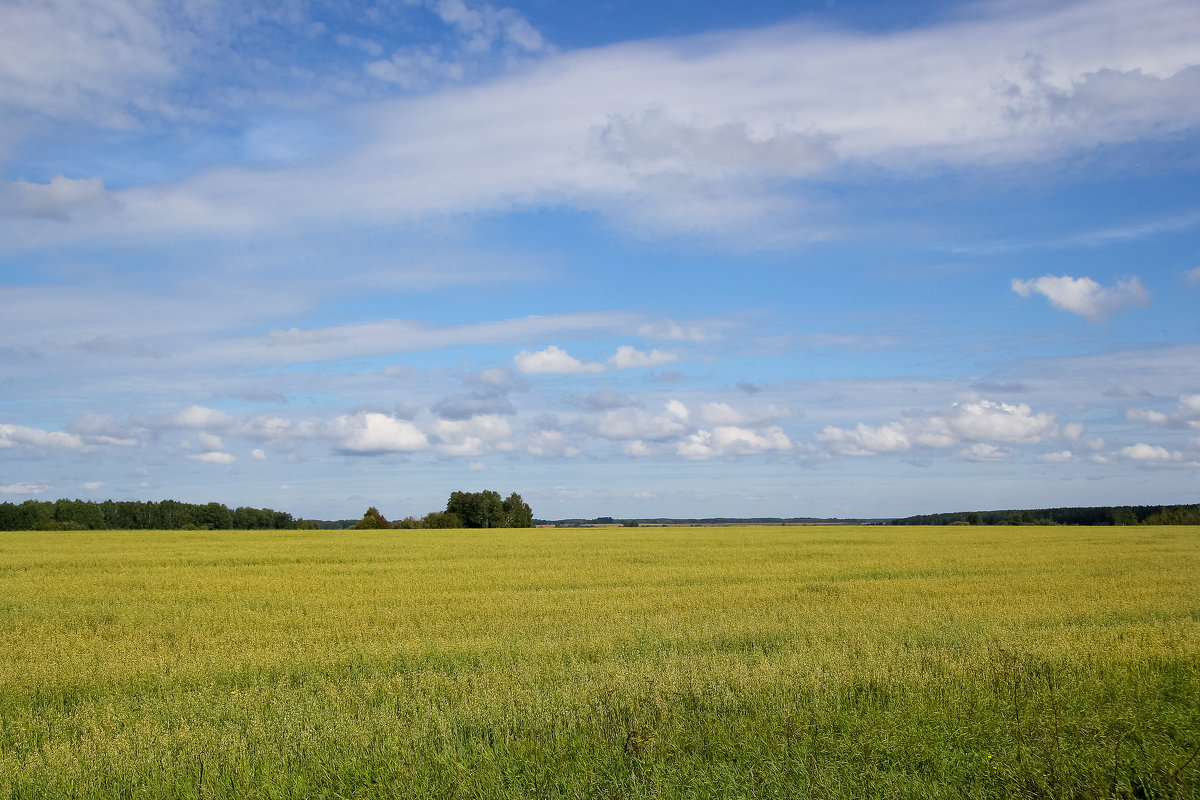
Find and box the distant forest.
[534,516,884,527]
[891,504,1200,526]
[0,499,306,531]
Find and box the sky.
[1,0,1199,522]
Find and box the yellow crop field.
[1,526,1198,798]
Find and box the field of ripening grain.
[1,525,1198,799]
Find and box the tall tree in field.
[352,507,390,529]
[502,493,533,528]
[446,490,532,528]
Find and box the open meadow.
[1,525,1198,799]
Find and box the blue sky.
[2,0,1199,521]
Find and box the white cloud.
[678,425,791,459]
[1012,275,1151,321]
[0,423,86,450]
[430,0,545,54]
[607,345,677,369]
[1038,450,1077,463]
[513,345,605,374]
[945,400,1058,443]
[715,424,792,455]
[1186,266,1200,285]
[1127,394,1200,428]
[0,0,176,127]
[366,0,546,90]
[10,0,1198,251]
[433,414,512,456]
[1120,443,1181,461]
[525,429,580,458]
[588,400,690,442]
[196,432,224,450]
[189,451,236,465]
[81,481,105,490]
[698,402,747,426]
[0,482,50,495]
[960,443,1012,462]
[1062,422,1085,441]
[1128,408,1169,424]
[251,448,266,460]
[330,412,430,454]
[173,405,232,429]
[815,399,1063,456]
[816,422,911,456]
[594,108,834,180]
[366,47,467,90]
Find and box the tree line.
[891,503,1200,526]
[0,499,306,531]
[352,491,533,530]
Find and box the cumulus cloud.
[1120,443,1181,461]
[81,481,105,490]
[196,432,224,451]
[433,414,512,456]
[1038,450,1077,463]
[330,412,430,454]
[1012,275,1151,321]
[1126,394,1200,429]
[607,345,677,369]
[251,448,266,460]
[514,345,604,374]
[816,422,911,456]
[0,423,86,450]
[697,402,747,426]
[173,405,232,429]
[0,482,50,495]
[587,400,690,441]
[526,429,580,458]
[189,451,236,464]
[678,425,791,460]
[815,399,1063,456]
[947,400,1058,443]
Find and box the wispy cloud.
[6,0,1199,249]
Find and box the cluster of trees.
[0,499,305,531]
[352,491,533,530]
[892,504,1200,526]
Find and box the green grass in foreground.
[0,525,1198,798]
